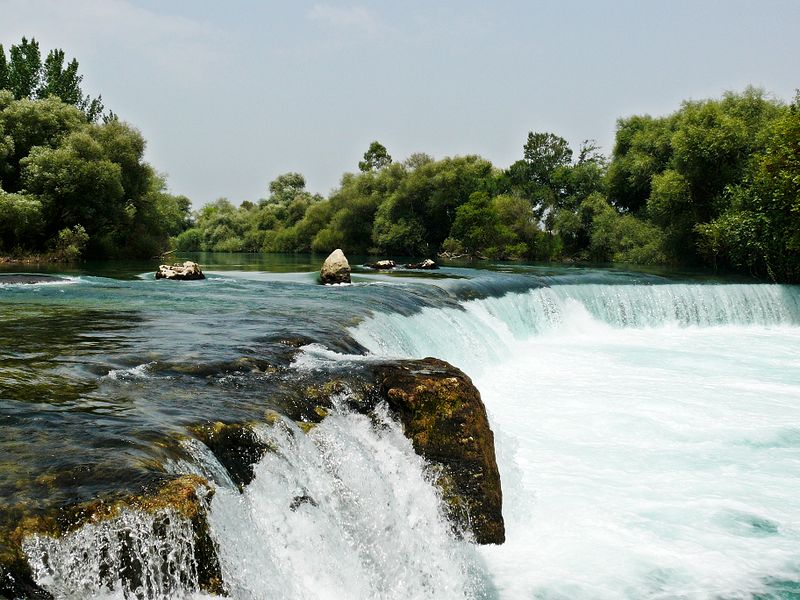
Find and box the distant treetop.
[359,141,392,172]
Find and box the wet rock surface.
[365,260,396,270]
[405,258,438,270]
[155,261,205,280]
[190,421,273,489]
[0,353,505,598]
[0,475,223,599]
[0,274,67,285]
[374,358,505,544]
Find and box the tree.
[696,92,800,281]
[607,114,675,212]
[1,37,104,121]
[450,192,511,257]
[523,132,573,181]
[265,172,307,205]
[0,92,86,192]
[21,130,126,240]
[7,37,41,100]
[507,132,574,218]
[358,141,392,172]
[0,190,43,251]
[0,45,8,91]
[39,48,104,121]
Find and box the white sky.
[2,0,798,206]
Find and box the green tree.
[7,37,41,100]
[607,114,676,212]
[358,141,392,172]
[696,92,800,281]
[39,48,104,121]
[0,91,86,192]
[450,192,511,257]
[0,45,8,91]
[0,190,42,251]
[1,37,104,121]
[266,172,307,205]
[21,129,125,241]
[507,132,575,218]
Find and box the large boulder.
[156,261,205,280]
[320,249,351,284]
[375,358,505,544]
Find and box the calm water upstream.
[2,253,799,599]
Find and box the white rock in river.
[320,249,351,284]
[155,261,205,280]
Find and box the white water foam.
[349,283,800,371]
[203,404,486,600]
[23,508,207,600]
[106,361,157,381]
[349,282,800,598]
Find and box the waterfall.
[349,283,800,369]
[203,404,486,600]
[23,509,202,600]
[17,278,800,599]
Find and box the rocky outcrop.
[320,249,351,284]
[375,358,504,544]
[0,475,223,598]
[365,260,395,270]
[155,261,205,280]
[405,259,438,270]
[190,421,273,489]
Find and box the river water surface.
[2,254,799,599]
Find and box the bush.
[0,191,43,250]
[52,225,88,261]
[174,228,202,251]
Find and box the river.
[2,254,799,599]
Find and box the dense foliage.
[0,38,190,258]
[177,88,798,281]
[0,37,796,281]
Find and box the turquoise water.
[2,254,800,599]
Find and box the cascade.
[350,283,800,369]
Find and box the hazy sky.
[1,0,798,206]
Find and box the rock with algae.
[190,421,274,489]
[0,475,224,599]
[375,357,505,544]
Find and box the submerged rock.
[375,358,505,544]
[0,274,67,285]
[0,475,223,598]
[320,249,351,284]
[155,261,205,280]
[405,258,438,270]
[365,260,396,270]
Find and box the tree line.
[177,88,799,282]
[0,37,797,281]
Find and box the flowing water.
[1,254,799,599]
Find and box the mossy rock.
[189,421,273,489]
[376,358,505,544]
[0,475,224,598]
